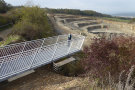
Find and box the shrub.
[12,6,54,40]
[130,18,135,23]
[0,15,11,25]
[0,35,22,46]
[7,8,22,24]
[0,0,12,13]
[83,36,135,82]
[60,60,84,76]
[12,20,46,40]
[57,52,86,77]
[0,37,3,41]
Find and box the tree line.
[0,0,12,13]
[46,8,132,22]
[46,8,111,17]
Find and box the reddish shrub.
[83,36,135,80]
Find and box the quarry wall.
[103,20,135,33]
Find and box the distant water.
[112,13,135,18]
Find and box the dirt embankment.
[0,28,12,39]
[0,65,90,90]
[103,20,135,34]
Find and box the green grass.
[0,35,22,47]
[102,17,130,23]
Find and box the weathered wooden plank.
[54,57,76,67]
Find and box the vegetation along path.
[0,28,12,39]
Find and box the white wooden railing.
[0,34,85,82]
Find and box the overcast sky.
[5,0,135,14]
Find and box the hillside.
[1,13,135,90]
[46,8,132,23]
[1,1,135,89]
[46,8,111,17]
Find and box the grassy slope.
[0,35,23,46]
[0,24,13,31]
[0,7,56,46]
[102,17,130,23]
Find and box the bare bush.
[82,36,135,85]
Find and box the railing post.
[79,37,85,50]
[29,38,46,68]
[51,36,59,62]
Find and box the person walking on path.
[68,33,72,47]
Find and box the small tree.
[0,0,12,13]
[12,6,53,40]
